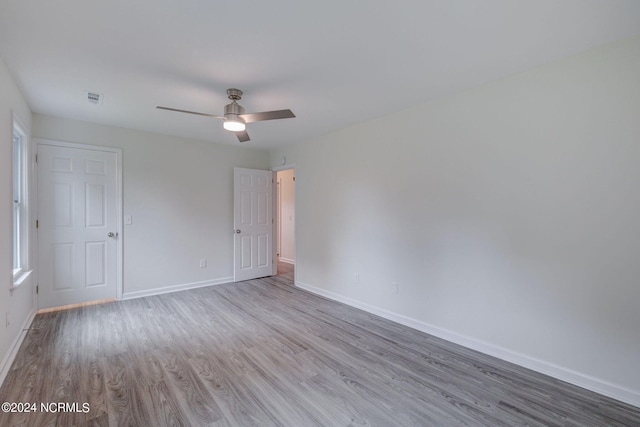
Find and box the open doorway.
[276,168,295,283]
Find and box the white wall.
[0,57,36,382]
[278,169,295,264]
[270,37,640,406]
[33,114,270,298]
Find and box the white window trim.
[12,112,31,288]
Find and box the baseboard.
[279,258,295,265]
[295,280,640,409]
[122,277,234,300]
[0,308,36,387]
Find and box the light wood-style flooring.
[276,260,294,283]
[1,267,639,426]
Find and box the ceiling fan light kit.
[157,88,295,142]
[223,119,246,132]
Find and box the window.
[12,118,28,281]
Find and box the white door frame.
[276,176,281,261]
[272,163,296,284]
[34,138,124,304]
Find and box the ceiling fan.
[157,88,295,142]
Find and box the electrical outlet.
[392,282,399,295]
[199,259,207,268]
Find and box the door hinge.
[36,285,39,294]
[36,219,39,228]
[293,176,295,182]
[35,154,38,163]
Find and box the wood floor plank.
[101,353,154,427]
[154,346,224,426]
[1,263,639,426]
[145,380,190,427]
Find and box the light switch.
[124,215,132,225]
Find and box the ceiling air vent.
[86,91,103,105]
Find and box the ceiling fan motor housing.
[224,101,245,119]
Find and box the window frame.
[12,114,30,285]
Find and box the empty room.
[1,1,640,426]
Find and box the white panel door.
[234,168,274,282]
[38,144,119,308]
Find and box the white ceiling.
[1,1,639,149]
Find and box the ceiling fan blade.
[236,130,251,142]
[239,109,295,124]
[156,106,223,119]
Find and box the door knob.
[107,232,118,238]
[234,229,241,234]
